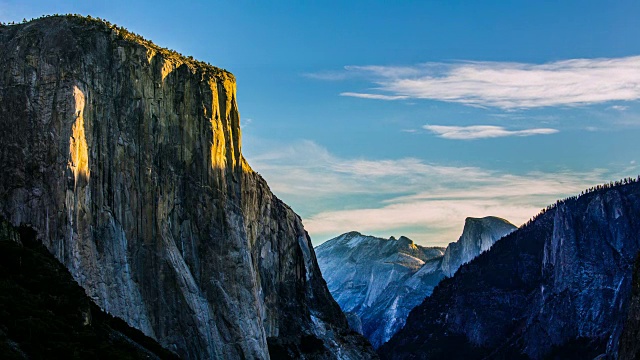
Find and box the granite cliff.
[379,180,640,359]
[0,16,376,359]
[440,216,518,277]
[316,217,515,348]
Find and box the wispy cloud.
[240,118,253,129]
[331,56,640,109]
[245,140,623,246]
[340,92,408,100]
[344,65,423,78]
[608,105,630,111]
[423,125,559,139]
[302,71,351,81]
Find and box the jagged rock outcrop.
[316,217,515,348]
[345,312,364,334]
[0,16,376,359]
[441,216,517,277]
[379,181,640,359]
[0,218,179,359]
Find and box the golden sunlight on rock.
[161,59,175,82]
[210,117,227,170]
[241,157,253,173]
[209,77,240,171]
[69,85,89,183]
[145,48,156,64]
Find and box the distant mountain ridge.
[379,179,640,359]
[316,216,516,348]
[316,232,445,312]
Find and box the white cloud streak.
[423,125,559,139]
[246,140,622,246]
[340,92,409,100]
[302,71,351,81]
[335,56,640,109]
[608,105,629,111]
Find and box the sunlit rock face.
[316,217,515,348]
[379,182,640,360]
[0,16,376,360]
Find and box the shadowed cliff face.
[619,255,640,360]
[0,16,376,360]
[379,182,640,360]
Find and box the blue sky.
[2,1,640,245]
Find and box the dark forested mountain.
[0,16,376,359]
[379,179,640,360]
[316,217,515,348]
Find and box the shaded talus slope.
[0,16,375,359]
[379,181,640,360]
[0,218,179,360]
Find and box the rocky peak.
[341,231,365,241]
[315,232,445,348]
[440,216,517,277]
[396,236,413,246]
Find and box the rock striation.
[379,181,640,359]
[0,16,376,359]
[316,217,515,348]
